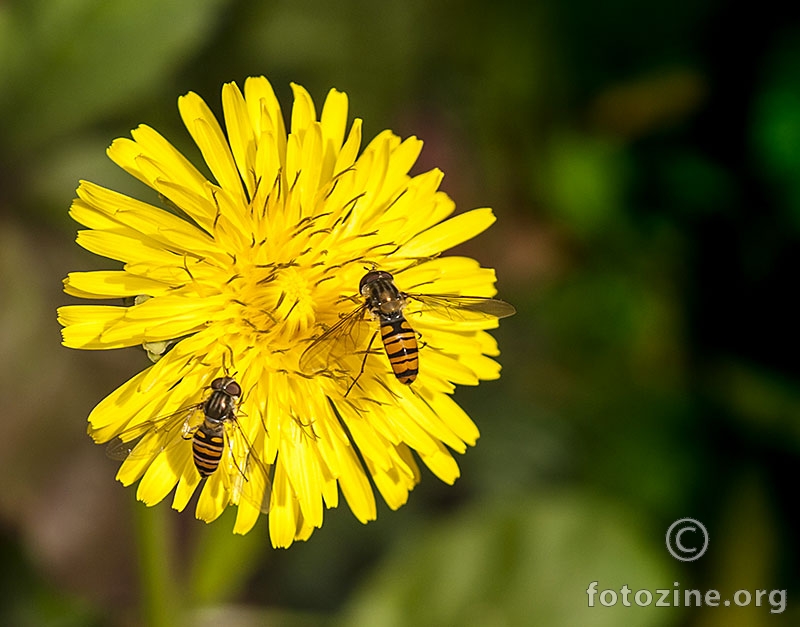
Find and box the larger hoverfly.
[300,269,516,392]
[106,377,271,513]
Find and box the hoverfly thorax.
[204,377,241,423]
[360,270,407,319]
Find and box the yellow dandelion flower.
[57,77,515,548]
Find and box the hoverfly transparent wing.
[222,420,272,514]
[405,293,516,321]
[299,303,374,379]
[233,453,273,514]
[105,404,204,461]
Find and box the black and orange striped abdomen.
[192,425,224,477]
[380,317,418,384]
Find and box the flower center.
[227,263,316,348]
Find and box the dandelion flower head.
[57,77,512,548]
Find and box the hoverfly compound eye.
[359,270,394,292]
[358,272,376,293]
[224,380,242,397]
[210,377,225,390]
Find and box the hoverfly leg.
[345,330,379,397]
[180,419,194,440]
[415,328,429,351]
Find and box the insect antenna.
[391,253,442,276]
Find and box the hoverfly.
[106,377,271,513]
[300,269,516,392]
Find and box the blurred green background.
[2,0,799,625]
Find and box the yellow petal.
[418,441,461,484]
[222,81,257,198]
[172,463,202,511]
[244,76,287,164]
[269,460,300,548]
[290,83,317,136]
[195,473,228,523]
[179,92,246,206]
[58,305,131,349]
[320,88,348,177]
[64,271,171,299]
[137,451,181,506]
[402,207,496,259]
[334,118,362,175]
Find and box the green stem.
[134,501,181,627]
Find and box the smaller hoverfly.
[106,377,271,513]
[300,269,516,392]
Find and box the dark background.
[1,0,798,625]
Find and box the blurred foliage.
[0,0,229,150]
[340,493,677,627]
[1,0,799,625]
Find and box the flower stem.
[134,501,181,627]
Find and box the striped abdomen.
[380,317,418,384]
[192,423,224,477]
